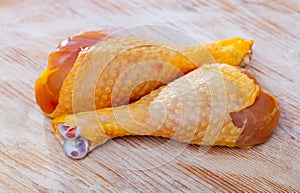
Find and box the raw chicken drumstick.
[52,64,279,159]
[35,30,253,118]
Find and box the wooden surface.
[1,0,300,192]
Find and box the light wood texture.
[1,0,299,192]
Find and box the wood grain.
[0,0,299,192]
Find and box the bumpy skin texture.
[36,33,253,118]
[52,64,279,153]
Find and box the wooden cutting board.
[1,0,299,192]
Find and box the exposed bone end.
[63,138,89,159]
[240,51,252,67]
[57,123,90,159]
[58,123,81,140]
[240,38,254,67]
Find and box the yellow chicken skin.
[52,64,279,159]
[41,35,253,118]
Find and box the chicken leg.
[52,63,279,159]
